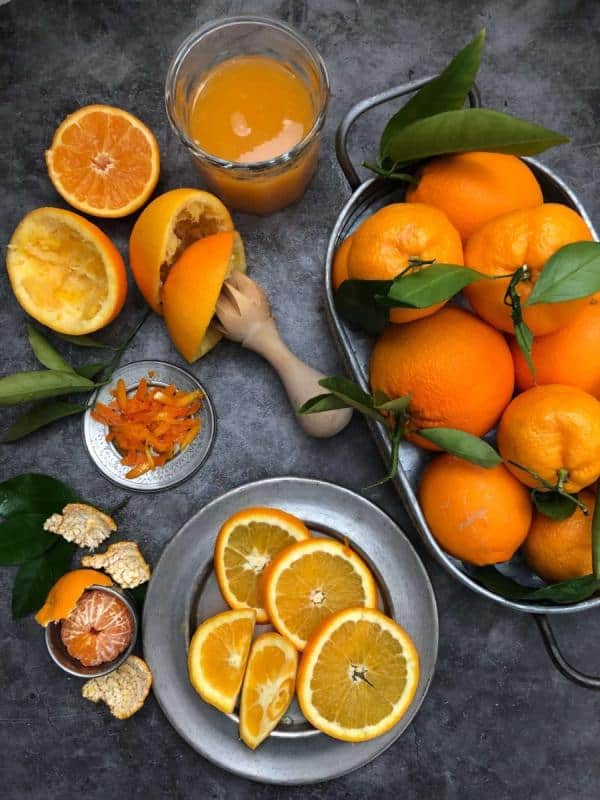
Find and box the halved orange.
[6,207,128,334]
[187,608,255,714]
[262,538,378,650]
[46,104,160,218]
[162,230,246,362]
[297,607,420,742]
[35,568,112,627]
[239,632,298,750]
[214,507,311,623]
[129,188,234,314]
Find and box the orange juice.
[190,55,315,163]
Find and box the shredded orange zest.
[92,375,202,478]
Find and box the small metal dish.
[82,360,216,493]
[45,584,138,678]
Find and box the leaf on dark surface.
[26,325,74,373]
[3,401,87,442]
[593,494,600,580]
[54,332,116,349]
[0,473,78,518]
[416,428,502,467]
[0,514,56,565]
[12,539,76,619]
[473,566,600,604]
[334,280,391,335]
[526,242,600,305]
[532,490,578,521]
[126,583,148,614]
[317,376,384,421]
[76,362,108,380]
[0,370,95,406]
[298,393,353,415]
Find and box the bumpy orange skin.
[464,203,593,335]
[347,203,464,323]
[523,490,596,583]
[511,295,600,396]
[405,152,543,242]
[418,455,532,566]
[35,569,112,627]
[369,307,514,449]
[497,384,600,493]
[331,234,353,291]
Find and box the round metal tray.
[143,477,438,784]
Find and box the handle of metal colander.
[535,616,600,689]
[335,78,482,190]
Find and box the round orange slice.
[162,230,246,362]
[239,632,298,750]
[6,207,128,334]
[214,507,311,623]
[35,568,112,627]
[129,188,234,314]
[262,538,378,650]
[187,608,256,714]
[45,104,160,218]
[297,607,420,742]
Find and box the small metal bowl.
[45,584,138,678]
[82,360,216,493]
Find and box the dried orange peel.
[82,541,151,588]
[91,376,202,479]
[82,655,152,719]
[44,503,116,549]
[35,568,112,627]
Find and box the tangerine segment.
[239,633,298,750]
[46,105,160,218]
[187,609,256,714]
[6,207,127,335]
[35,568,112,627]
[262,538,378,651]
[129,188,234,313]
[497,384,600,493]
[347,202,463,323]
[464,203,593,335]
[214,507,311,623]
[162,230,246,362]
[60,589,133,667]
[297,607,420,743]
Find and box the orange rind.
[35,568,112,627]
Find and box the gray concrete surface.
[1,1,600,798]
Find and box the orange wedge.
[45,104,160,218]
[262,538,378,650]
[35,569,112,627]
[239,632,298,749]
[187,609,255,714]
[162,230,246,362]
[129,188,234,314]
[214,507,311,623]
[297,607,420,742]
[6,207,128,334]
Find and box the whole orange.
[510,294,600,396]
[418,454,532,565]
[347,202,463,323]
[369,307,514,448]
[405,152,543,242]
[464,203,593,335]
[497,384,600,493]
[331,234,353,291]
[523,490,596,582]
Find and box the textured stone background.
[1,0,600,797]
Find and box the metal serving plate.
[143,477,438,784]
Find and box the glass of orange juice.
[165,16,329,215]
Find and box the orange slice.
[162,230,246,362]
[262,538,378,650]
[6,207,128,334]
[46,104,160,218]
[297,607,420,742]
[35,568,112,627]
[239,632,298,750]
[187,609,256,714]
[129,188,234,314]
[60,588,134,667]
[214,507,311,623]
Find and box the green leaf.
[0,473,78,517]
[318,377,383,421]
[532,490,578,521]
[26,326,74,373]
[0,513,55,565]
[504,267,536,380]
[416,427,502,467]
[126,583,148,614]
[3,401,87,442]
[526,242,600,305]
[593,494,600,580]
[12,539,76,619]
[334,280,391,335]
[380,29,486,158]
[384,264,486,308]
[473,566,600,604]
[54,332,116,350]
[76,362,107,380]
[298,393,353,415]
[373,393,412,414]
[0,369,95,406]
[368,416,406,488]
[386,108,569,165]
